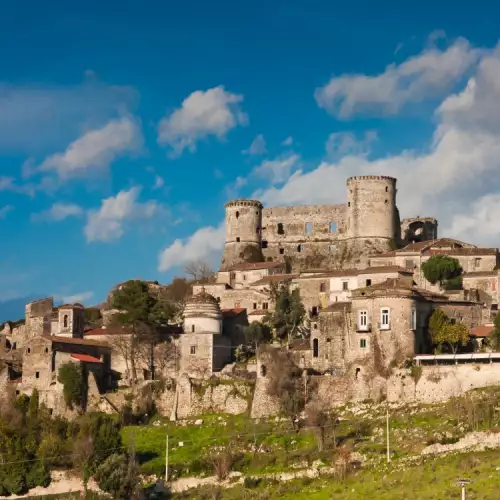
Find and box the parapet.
[347,175,397,184]
[224,199,263,209]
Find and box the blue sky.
[1,0,500,318]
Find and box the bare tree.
[183,259,215,283]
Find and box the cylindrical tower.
[220,199,263,271]
[346,176,398,242]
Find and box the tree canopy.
[244,321,272,351]
[422,255,463,289]
[428,309,470,353]
[110,280,175,383]
[263,281,306,346]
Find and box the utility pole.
[386,405,390,463]
[456,479,471,499]
[165,435,169,483]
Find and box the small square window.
[360,339,367,348]
[236,237,240,242]
[35,372,40,379]
[366,279,372,286]
[279,248,284,255]
[190,346,196,355]
[342,281,349,291]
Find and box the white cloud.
[0,176,35,197]
[325,131,377,159]
[0,205,13,219]
[315,36,483,118]
[153,175,165,190]
[56,291,94,305]
[282,136,293,146]
[85,187,160,242]
[36,117,143,179]
[158,223,225,272]
[253,154,301,185]
[32,202,83,222]
[158,86,247,157]
[243,134,267,155]
[254,43,500,247]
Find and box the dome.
[183,288,222,321]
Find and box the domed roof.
[183,287,222,320]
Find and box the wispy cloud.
[31,202,83,222]
[0,205,13,219]
[242,134,267,155]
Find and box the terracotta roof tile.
[221,308,247,317]
[71,353,103,363]
[251,274,297,286]
[322,302,352,312]
[44,335,110,348]
[470,325,495,338]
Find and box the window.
[305,222,312,234]
[410,308,417,330]
[313,323,318,330]
[262,302,269,310]
[348,202,350,207]
[63,315,68,328]
[385,199,388,204]
[311,306,318,317]
[190,346,196,355]
[366,279,372,286]
[234,302,241,308]
[319,282,326,293]
[45,347,49,353]
[329,244,337,253]
[342,281,349,291]
[380,308,390,329]
[277,223,285,235]
[360,339,367,348]
[35,371,40,379]
[253,302,257,309]
[191,325,195,333]
[329,222,337,232]
[405,259,414,269]
[358,310,368,330]
[12,342,16,350]
[27,347,31,354]
[355,367,360,379]
[297,244,302,252]
[475,258,481,269]
[261,365,267,377]
[279,248,284,255]
[235,211,239,219]
[261,240,268,249]
[243,274,246,280]
[326,338,331,343]
[313,338,319,358]
[236,237,240,242]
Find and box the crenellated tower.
[220,199,263,271]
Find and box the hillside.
[119,385,500,499]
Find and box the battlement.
[224,199,263,209]
[347,175,397,183]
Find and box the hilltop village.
[1,175,499,418]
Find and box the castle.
[1,174,499,417]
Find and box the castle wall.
[261,204,346,268]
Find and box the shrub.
[244,477,262,489]
[57,362,87,410]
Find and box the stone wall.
[388,363,500,404]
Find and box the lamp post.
[456,478,471,500]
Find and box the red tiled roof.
[470,325,495,338]
[71,353,103,363]
[230,261,285,271]
[221,308,247,317]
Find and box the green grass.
[172,448,500,499]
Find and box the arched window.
[297,244,302,252]
[63,315,68,328]
[235,211,240,219]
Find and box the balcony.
[356,323,372,333]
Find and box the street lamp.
[456,478,471,500]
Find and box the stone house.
[371,238,499,292]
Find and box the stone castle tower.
[220,199,263,271]
[345,175,398,243]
